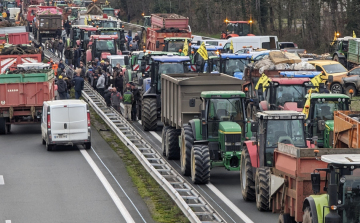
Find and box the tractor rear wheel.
[142,97,157,131]
[166,128,180,160]
[240,148,255,201]
[161,126,171,155]
[181,124,193,176]
[255,167,271,211]
[0,118,8,135]
[278,213,294,223]
[191,144,211,184]
[302,207,314,223]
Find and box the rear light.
[87,112,90,127]
[47,114,51,128]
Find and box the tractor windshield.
[110,58,124,67]
[84,30,97,42]
[103,9,115,17]
[207,98,244,138]
[226,23,250,36]
[266,120,306,147]
[100,30,119,36]
[100,21,117,28]
[223,58,249,75]
[340,173,360,223]
[322,64,347,74]
[71,9,78,17]
[7,2,16,8]
[95,40,116,54]
[274,85,306,107]
[312,100,349,121]
[156,62,186,92]
[167,41,185,52]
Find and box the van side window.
[315,65,323,72]
[262,42,270,50]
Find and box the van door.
[68,104,87,141]
[50,105,70,141]
[269,37,276,50]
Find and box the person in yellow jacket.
[2,10,7,19]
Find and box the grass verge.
[351,97,360,111]
[89,107,189,223]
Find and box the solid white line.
[149,131,162,142]
[150,131,254,223]
[206,183,254,223]
[0,175,4,185]
[80,149,135,223]
[5,220,11,223]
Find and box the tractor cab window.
[274,85,306,107]
[84,31,97,42]
[101,31,118,36]
[110,58,124,67]
[156,62,186,92]
[167,41,185,52]
[341,41,349,51]
[102,21,116,28]
[71,9,78,17]
[103,9,114,17]
[207,98,244,138]
[224,59,248,76]
[315,65,323,72]
[339,171,360,223]
[73,29,80,41]
[95,40,116,54]
[312,100,349,121]
[226,23,250,36]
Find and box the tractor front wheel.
[142,97,157,131]
[165,128,180,160]
[191,144,211,184]
[255,167,271,211]
[181,124,193,176]
[240,148,255,201]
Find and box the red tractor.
[85,35,121,63]
[221,21,253,39]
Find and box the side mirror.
[250,122,258,132]
[124,56,129,65]
[156,41,160,48]
[318,120,325,131]
[189,98,195,107]
[311,172,321,194]
[328,75,333,83]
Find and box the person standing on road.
[96,72,105,97]
[130,83,140,121]
[72,71,84,99]
[58,59,65,72]
[123,87,133,121]
[79,62,86,78]
[134,33,140,46]
[129,39,138,51]
[64,47,73,66]
[114,65,124,96]
[125,32,132,50]
[111,87,122,113]
[56,27,62,39]
[104,87,112,107]
[57,39,65,60]
[61,28,67,44]
[66,66,74,79]
[53,38,59,56]
[57,75,67,100]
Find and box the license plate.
[41,31,50,34]
[55,134,67,139]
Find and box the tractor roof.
[321,154,360,165]
[271,78,311,84]
[98,27,121,30]
[191,45,220,51]
[220,53,251,59]
[146,51,180,56]
[80,27,98,31]
[306,93,350,99]
[256,111,305,119]
[164,37,192,41]
[201,91,246,98]
[90,35,118,40]
[151,55,190,62]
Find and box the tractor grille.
[225,134,241,151]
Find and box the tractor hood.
[219,121,242,133]
[233,71,244,80]
[325,120,334,131]
[101,52,111,60]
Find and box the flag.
[330,32,337,46]
[183,39,188,56]
[198,42,208,60]
[353,31,357,38]
[230,40,234,53]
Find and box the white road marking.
[120,102,124,109]
[0,175,4,185]
[151,131,254,223]
[5,220,11,223]
[80,149,135,223]
[207,183,254,223]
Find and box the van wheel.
[46,140,53,151]
[84,142,91,150]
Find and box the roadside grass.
[89,107,189,223]
[351,96,360,111]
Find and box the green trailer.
[161,72,247,184]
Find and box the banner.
[198,42,208,60]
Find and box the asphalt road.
[0,123,154,223]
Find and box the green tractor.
[302,92,350,148]
[163,37,192,54]
[304,153,360,223]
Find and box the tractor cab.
[143,16,151,28]
[223,21,251,39]
[101,7,115,17]
[67,7,86,21]
[92,19,117,28]
[86,35,120,62]
[97,27,126,51]
[308,154,360,223]
[163,37,192,53]
[191,45,222,72]
[70,26,98,50]
[303,93,350,148]
[208,53,251,79]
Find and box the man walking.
[111,87,122,113]
[123,87,133,121]
[57,39,65,60]
[130,83,140,121]
[129,39,138,51]
[57,75,67,100]
[72,71,84,99]
[96,72,106,97]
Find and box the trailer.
[33,6,63,43]
[0,26,29,45]
[334,110,360,148]
[161,72,247,183]
[140,14,192,51]
[0,54,41,73]
[0,69,55,134]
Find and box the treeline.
[112,0,360,53]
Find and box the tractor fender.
[333,53,346,59]
[244,140,259,168]
[86,50,92,63]
[303,197,319,223]
[188,119,202,141]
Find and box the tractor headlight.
[235,142,241,146]
[225,142,232,146]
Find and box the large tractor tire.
[302,207,314,223]
[0,118,8,135]
[255,167,271,211]
[165,128,181,160]
[240,148,255,201]
[191,144,211,184]
[161,126,171,155]
[181,124,193,176]
[142,97,157,131]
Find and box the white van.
[41,100,91,151]
[223,36,279,53]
